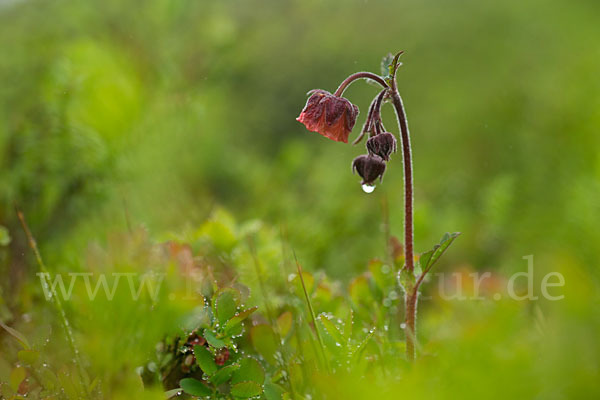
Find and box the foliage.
[1,0,600,399]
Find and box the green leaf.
[0,225,10,246]
[164,388,183,399]
[344,309,353,341]
[194,345,217,375]
[0,321,30,349]
[276,311,293,338]
[398,267,416,294]
[230,381,262,398]
[351,328,376,362]
[18,349,40,365]
[57,366,80,400]
[264,382,285,400]
[223,306,258,336]
[231,357,265,385]
[214,288,241,325]
[180,378,212,397]
[203,329,226,349]
[250,324,278,365]
[209,364,239,386]
[419,232,461,276]
[318,314,345,346]
[291,270,314,298]
[368,259,392,292]
[349,276,373,308]
[380,53,394,78]
[9,366,26,391]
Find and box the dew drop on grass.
[361,184,376,193]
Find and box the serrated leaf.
[231,357,265,385]
[209,364,239,386]
[380,53,394,78]
[203,329,226,349]
[214,288,241,325]
[231,381,262,398]
[194,345,217,375]
[419,232,461,276]
[223,306,258,336]
[318,314,345,346]
[180,378,212,397]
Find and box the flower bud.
[366,132,397,161]
[214,347,230,366]
[352,154,386,185]
[297,89,359,143]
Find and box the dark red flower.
[297,89,359,143]
[366,132,397,161]
[352,154,386,185]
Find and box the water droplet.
[400,323,406,329]
[361,184,376,193]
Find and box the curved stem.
[334,72,388,97]
[354,95,378,145]
[372,89,387,134]
[390,75,415,362]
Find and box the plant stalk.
[389,73,416,362]
[334,72,388,97]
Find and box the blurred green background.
[0,0,599,398]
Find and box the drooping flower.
[297,89,359,143]
[352,154,386,185]
[366,132,397,161]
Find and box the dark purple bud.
[352,154,386,185]
[366,132,397,161]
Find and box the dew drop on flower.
[361,184,376,193]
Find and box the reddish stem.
[334,72,389,97]
[390,69,416,362]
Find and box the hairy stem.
[390,73,416,362]
[334,72,388,97]
[404,291,418,361]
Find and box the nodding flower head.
[367,132,397,161]
[297,89,359,143]
[352,154,386,185]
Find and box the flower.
[297,89,359,143]
[352,154,386,185]
[366,132,397,161]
